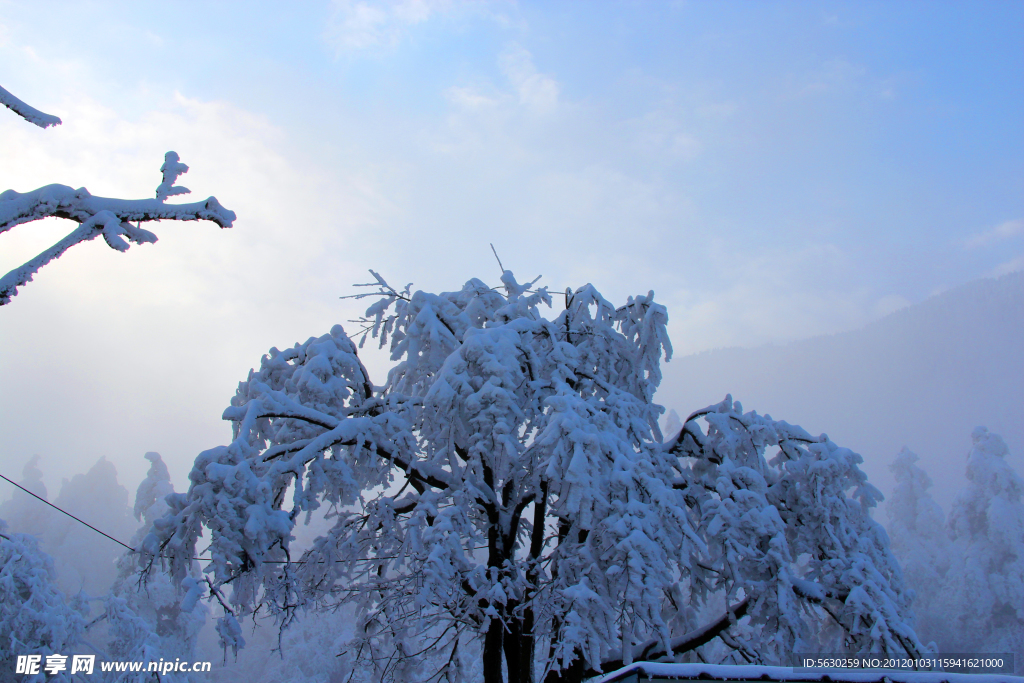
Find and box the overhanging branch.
[592,597,751,676]
[1,182,235,306]
[0,84,61,128]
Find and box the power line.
[0,472,418,567]
[0,472,134,551]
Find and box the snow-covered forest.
[3,394,1023,680]
[884,430,1024,663]
[3,2,1023,682]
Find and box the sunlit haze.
[2,1,1022,508]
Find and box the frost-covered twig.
[0,84,62,128]
[155,151,190,201]
[343,269,411,301]
[0,157,235,305]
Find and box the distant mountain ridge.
[657,270,1024,507]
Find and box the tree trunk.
[503,605,523,683]
[517,481,546,683]
[543,519,589,683]
[518,606,535,683]
[484,616,504,682]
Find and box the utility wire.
[1,472,134,551]
[0,472,424,567]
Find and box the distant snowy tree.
[2,457,134,596]
[662,408,682,440]
[0,453,210,681]
[937,428,1024,667]
[0,84,235,305]
[104,453,207,682]
[43,458,135,598]
[145,270,925,683]
[0,520,87,683]
[1,456,146,667]
[200,605,357,683]
[0,456,51,539]
[884,447,950,649]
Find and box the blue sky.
[1,0,1022,492]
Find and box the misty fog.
[658,270,1024,509]
[3,2,1023,679]
[2,269,1021,678]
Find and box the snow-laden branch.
[592,576,855,676]
[0,157,235,305]
[0,84,62,128]
[593,597,752,676]
[155,151,190,201]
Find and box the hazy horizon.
[2,0,1022,528]
[3,268,1020,520]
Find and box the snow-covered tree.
[0,456,51,539]
[104,453,208,682]
[145,270,925,682]
[48,458,136,599]
[937,428,1024,666]
[0,84,235,305]
[0,521,87,683]
[884,447,950,648]
[1,456,135,599]
[662,408,682,440]
[0,453,210,681]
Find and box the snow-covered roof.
[594,663,1023,683]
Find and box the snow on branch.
[155,151,190,201]
[593,597,752,676]
[0,84,62,128]
[0,154,235,305]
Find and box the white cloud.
[664,242,904,355]
[498,43,560,114]
[989,254,1024,277]
[430,43,565,158]
[873,293,911,317]
[141,30,165,48]
[440,45,561,119]
[878,76,899,100]
[964,218,1023,248]
[695,102,737,119]
[781,59,868,100]
[324,0,452,51]
[445,85,500,110]
[628,108,702,160]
